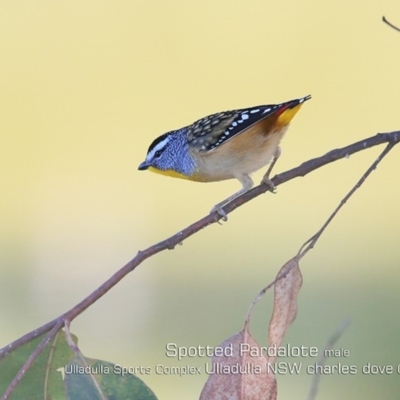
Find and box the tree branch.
[1,131,399,364]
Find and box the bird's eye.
[154,150,163,159]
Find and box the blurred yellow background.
[1,1,400,399]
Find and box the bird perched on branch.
[139,95,311,218]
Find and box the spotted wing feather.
[187,104,283,152]
[187,96,310,152]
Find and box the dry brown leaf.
[200,328,277,400]
[268,257,302,363]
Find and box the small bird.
[139,95,311,217]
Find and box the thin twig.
[383,16,400,32]
[64,320,79,356]
[298,141,395,257]
[308,319,351,400]
[245,256,300,326]
[246,138,396,321]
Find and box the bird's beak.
[138,161,150,170]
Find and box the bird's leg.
[210,175,254,221]
[261,146,282,193]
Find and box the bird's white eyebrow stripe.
[147,137,170,160]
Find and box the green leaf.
[0,331,158,400]
[64,358,158,400]
[0,330,75,400]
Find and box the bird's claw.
[210,205,228,221]
[261,176,277,193]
